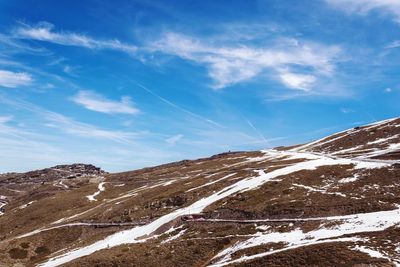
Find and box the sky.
[0,0,399,173]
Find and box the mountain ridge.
[0,117,399,267]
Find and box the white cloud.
[151,32,340,90]
[278,70,316,91]
[340,107,354,113]
[166,134,183,145]
[0,69,32,88]
[0,115,12,124]
[326,0,400,23]
[0,99,177,173]
[63,65,73,74]
[43,112,139,143]
[386,40,400,49]
[43,83,55,89]
[384,87,392,92]
[15,22,137,54]
[0,97,141,144]
[72,90,140,115]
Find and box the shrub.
[8,248,28,259]
[35,246,50,255]
[20,242,30,249]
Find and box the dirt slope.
[0,118,399,267]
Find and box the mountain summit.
[1,118,400,267]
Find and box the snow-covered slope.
[295,117,400,160]
[0,118,399,267]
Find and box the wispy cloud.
[150,32,340,90]
[7,23,341,92]
[63,65,73,74]
[0,69,32,88]
[326,0,400,23]
[340,107,354,113]
[44,113,141,144]
[0,97,181,172]
[165,134,183,145]
[0,97,140,144]
[0,115,13,124]
[386,40,400,49]
[0,33,48,55]
[0,56,78,91]
[278,69,316,91]
[71,90,140,115]
[14,22,137,54]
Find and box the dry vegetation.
[0,119,399,266]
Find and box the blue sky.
[0,0,399,172]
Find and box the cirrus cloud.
[278,70,317,92]
[150,32,340,90]
[15,22,137,54]
[166,134,183,145]
[71,90,140,115]
[326,0,400,24]
[0,69,32,88]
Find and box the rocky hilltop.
[0,164,106,184]
[0,118,399,267]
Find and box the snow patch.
[293,183,346,197]
[86,182,106,202]
[367,134,399,145]
[338,174,360,184]
[19,201,36,209]
[161,229,187,244]
[0,196,7,216]
[211,207,400,266]
[352,245,399,266]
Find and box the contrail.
[131,81,274,146]
[244,118,270,147]
[133,82,224,128]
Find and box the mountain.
[0,118,399,267]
